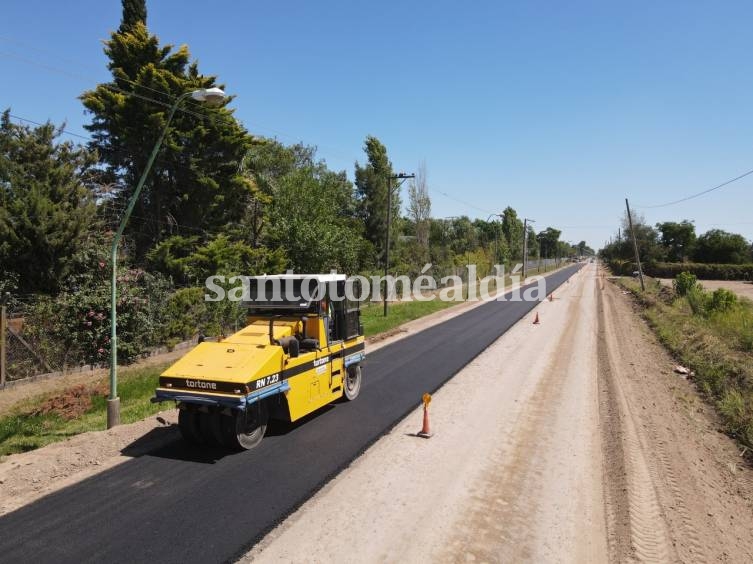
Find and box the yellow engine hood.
[161,321,295,384]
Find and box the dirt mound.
[30,383,108,420]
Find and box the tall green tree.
[536,227,562,258]
[657,220,696,262]
[119,0,147,32]
[0,110,98,293]
[268,162,365,273]
[354,136,397,265]
[501,206,524,260]
[80,0,253,258]
[621,211,663,263]
[232,140,315,249]
[694,229,751,264]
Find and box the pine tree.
[81,0,253,258]
[119,0,146,33]
[0,110,98,293]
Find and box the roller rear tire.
[343,364,362,401]
[198,411,221,446]
[178,409,204,445]
[222,403,268,450]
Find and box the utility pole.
[0,292,8,388]
[384,172,415,316]
[522,218,535,280]
[625,198,645,291]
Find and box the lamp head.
[191,87,227,105]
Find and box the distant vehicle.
[152,274,365,450]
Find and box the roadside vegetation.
[600,214,753,279]
[617,273,753,449]
[0,364,167,457]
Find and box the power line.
[637,167,753,209]
[552,224,614,229]
[7,113,91,141]
[429,188,496,215]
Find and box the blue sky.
[3,0,753,249]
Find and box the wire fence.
[0,296,197,389]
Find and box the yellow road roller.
[152,274,365,449]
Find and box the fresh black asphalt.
[0,264,581,563]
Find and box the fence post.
[1,296,7,388]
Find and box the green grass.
[0,364,167,457]
[361,298,461,336]
[617,276,753,448]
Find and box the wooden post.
[625,198,646,291]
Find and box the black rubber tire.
[343,364,362,401]
[198,411,221,446]
[178,409,204,445]
[215,411,240,448]
[223,404,268,450]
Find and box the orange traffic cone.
[417,393,433,438]
[533,312,540,324]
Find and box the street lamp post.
[107,87,227,429]
[383,172,415,317]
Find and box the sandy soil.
[659,278,753,301]
[244,264,753,563]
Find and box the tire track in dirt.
[598,279,708,562]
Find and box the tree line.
[600,213,753,268]
[0,0,580,371]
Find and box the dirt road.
[248,264,753,563]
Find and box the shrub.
[686,286,710,317]
[718,389,748,438]
[160,287,209,343]
[710,288,738,313]
[673,271,699,297]
[23,266,170,369]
